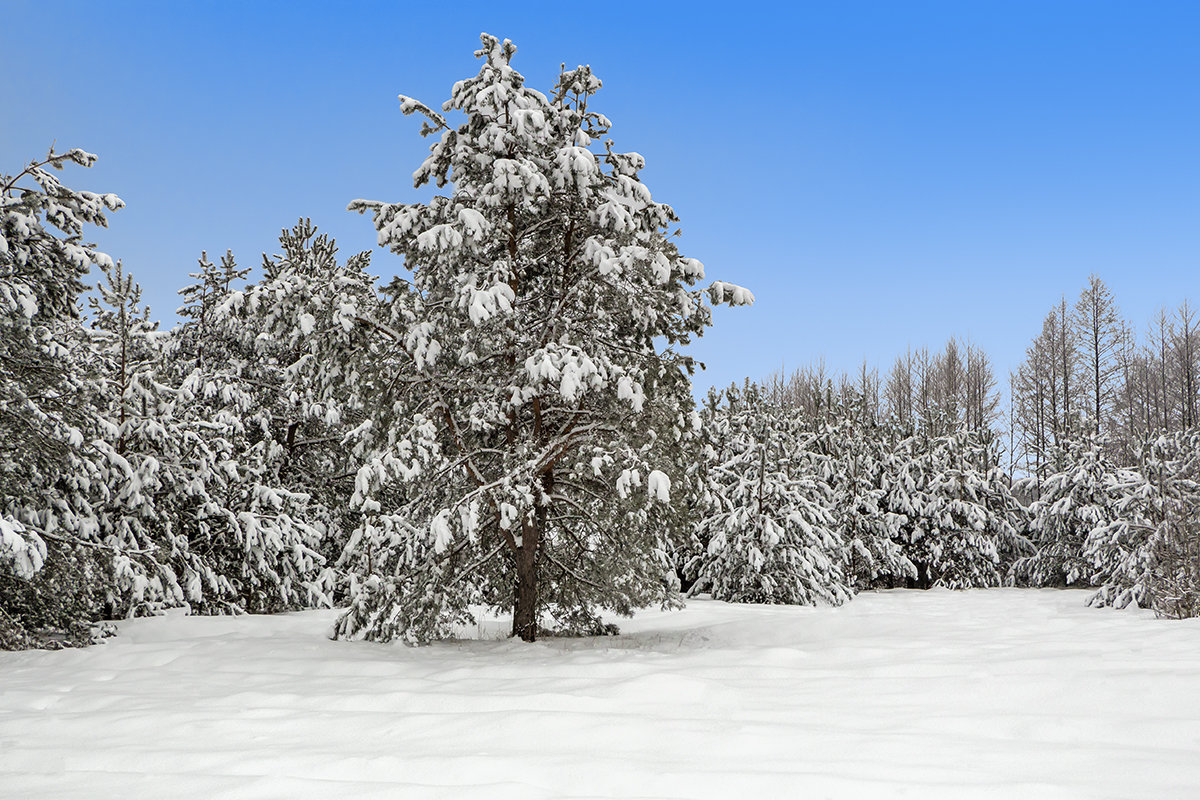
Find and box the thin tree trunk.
[117,306,127,455]
[1060,297,1071,425]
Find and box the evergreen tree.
[33,256,335,621]
[693,384,849,605]
[1015,426,1127,587]
[1,148,122,644]
[1,148,122,555]
[823,410,915,590]
[327,35,749,642]
[1086,430,1200,613]
[87,259,159,455]
[175,249,249,372]
[1149,432,1200,617]
[213,220,385,604]
[156,243,336,614]
[885,428,1026,589]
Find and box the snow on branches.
[692,384,850,606]
[333,34,749,643]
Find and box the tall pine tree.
[327,35,750,642]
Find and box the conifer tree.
[822,410,915,590]
[212,220,380,603]
[1015,425,1126,587]
[176,250,249,372]
[327,35,749,642]
[1149,431,1200,617]
[1086,431,1200,612]
[883,425,1026,589]
[155,244,336,614]
[26,256,333,620]
[1,148,123,643]
[694,384,849,605]
[1,148,122,555]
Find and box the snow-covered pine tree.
[819,404,915,591]
[14,254,330,622]
[1015,424,1127,587]
[78,258,167,612]
[175,249,249,372]
[153,244,334,614]
[1150,430,1200,618]
[1086,430,1200,612]
[1,148,122,644]
[331,35,750,643]
[86,259,160,456]
[1081,444,1157,609]
[210,220,381,603]
[1,148,122,554]
[635,368,705,599]
[886,428,1026,589]
[693,383,849,605]
[677,386,727,593]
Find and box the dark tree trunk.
[512,523,540,642]
[907,561,931,590]
[512,468,552,642]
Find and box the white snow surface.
[2,589,1198,799]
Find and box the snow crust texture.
[1,589,1198,799]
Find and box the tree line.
[688,276,1199,620]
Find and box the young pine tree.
[821,408,915,591]
[1086,430,1200,613]
[694,384,850,605]
[884,429,1025,589]
[1015,426,1128,587]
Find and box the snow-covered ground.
[2,589,1198,799]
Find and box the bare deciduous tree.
[1073,275,1123,435]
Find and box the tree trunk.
[512,431,552,643]
[907,560,931,590]
[512,524,540,642]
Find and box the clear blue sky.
[3,0,1198,394]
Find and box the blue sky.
[3,0,1198,394]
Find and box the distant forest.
[752,274,1197,480]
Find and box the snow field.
[1,588,1198,799]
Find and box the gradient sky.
[3,0,1198,395]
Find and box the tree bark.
[512,524,539,642]
[510,377,557,643]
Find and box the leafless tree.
[964,341,1000,434]
[885,349,915,429]
[1175,301,1198,429]
[1073,275,1123,435]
